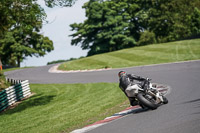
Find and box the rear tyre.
[137,93,158,110]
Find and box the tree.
[70,0,200,56]
[44,0,77,7]
[0,30,53,67]
[136,0,200,42]
[0,0,53,67]
[0,0,77,36]
[0,0,78,67]
[191,7,200,36]
[70,0,140,56]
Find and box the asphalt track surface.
[5,60,200,133]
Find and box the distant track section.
[4,60,200,84]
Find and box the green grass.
[59,39,200,70]
[0,83,128,133]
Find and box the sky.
[21,0,89,67]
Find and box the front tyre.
[162,96,168,104]
[137,93,158,110]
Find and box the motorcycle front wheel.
[162,96,168,104]
[137,93,159,110]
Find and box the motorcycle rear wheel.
[137,93,158,110]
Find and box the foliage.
[70,0,139,56]
[0,0,79,67]
[0,0,54,67]
[0,0,44,37]
[47,60,68,65]
[44,0,77,7]
[59,39,200,71]
[138,0,200,42]
[47,57,76,65]
[70,0,200,56]
[137,30,156,46]
[0,30,53,67]
[47,56,85,65]
[0,0,76,36]
[191,7,200,36]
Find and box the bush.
[47,57,85,65]
[137,31,156,46]
[47,60,67,65]
[0,71,10,91]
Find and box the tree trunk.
[17,56,20,67]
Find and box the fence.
[0,80,31,112]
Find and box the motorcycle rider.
[118,71,149,107]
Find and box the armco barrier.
[0,80,31,112]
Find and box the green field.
[59,39,200,70]
[0,83,128,133]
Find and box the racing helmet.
[118,71,126,77]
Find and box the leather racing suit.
[119,73,147,106]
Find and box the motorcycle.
[133,78,168,110]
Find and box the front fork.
[147,83,164,103]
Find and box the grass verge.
[59,39,200,71]
[0,71,10,91]
[0,83,128,133]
